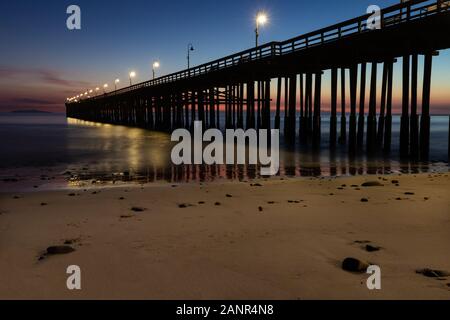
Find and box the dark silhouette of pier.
[66,0,450,160]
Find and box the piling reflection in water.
[65,118,446,185]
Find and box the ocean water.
[0,112,448,192]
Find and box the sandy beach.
[0,172,449,300]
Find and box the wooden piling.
[367,62,377,154]
[330,68,338,147]
[275,77,282,130]
[339,68,346,144]
[376,62,388,149]
[288,74,297,140]
[420,53,433,160]
[349,64,358,153]
[209,88,216,128]
[384,60,394,154]
[400,55,410,157]
[313,71,322,143]
[247,81,255,129]
[410,54,419,158]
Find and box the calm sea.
[0,112,448,192]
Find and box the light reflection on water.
[0,113,448,191]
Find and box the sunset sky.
[1,0,449,114]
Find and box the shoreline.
[0,172,449,299]
[1,161,449,194]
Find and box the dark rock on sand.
[47,246,75,255]
[416,269,450,278]
[120,214,134,219]
[215,202,221,206]
[365,244,381,252]
[404,192,415,195]
[391,180,400,184]
[64,239,79,245]
[178,203,194,208]
[119,197,125,200]
[226,194,233,198]
[361,181,384,187]
[40,202,48,206]
[250,183,263,187]
[68,193,76,197]
[361,198,369,202]
[342,257,370,273]
[131,207,146,212]
[258,206,263,212]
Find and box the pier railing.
[72,0,448,103]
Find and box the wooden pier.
[66,0,450,160]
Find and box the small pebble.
[131,207,146,212]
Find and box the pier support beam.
[349,64,358,153]
[384,60,394,154]
[247,81,255,129]
[357,62,366,150]
[410,54,419,158]
[238,83,244,128]
[275,78,282,130]
[367,62,377,154]
[339,68,346,144]
[377,62,389,149]
[209,88,216,128]
[400,55,410,157]
[288,74,297,141]
[264,79,271,129]
[313,71,322,143]
[299,74,305,140]
[330,68,338,147]
[283,77,288,136]
[420,52,433,160]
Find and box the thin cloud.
[0,66,91,88]
[13,98,59,105]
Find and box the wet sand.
[0,172,449,300]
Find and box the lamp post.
[255,12,268,48]
[187,43,194,70]
[95,87,100,96]
[115,78,120,91]
[103,83,108,94]
[152,61,160,80]
[129,71,136,86]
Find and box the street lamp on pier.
[129,71,136,86]
[152,61,160,80]
[187,43,194,70]
[255,12,268,48]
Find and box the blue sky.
[0,0,449,113]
